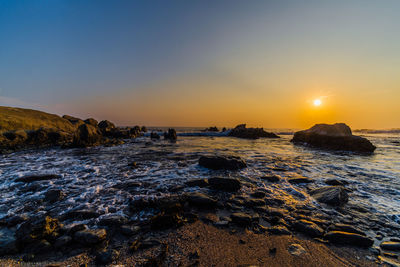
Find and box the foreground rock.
[199,155,247,170]
[380,241,400,251]
[208,177,242,192]
[325,231,374,247]
[291,123,376,152]
[72,123,103,147]
[310,186,349,206]
[228,124,279,139]
[74,229,107,245]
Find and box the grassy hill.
[0,106,75,133]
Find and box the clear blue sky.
[1,1,399,128]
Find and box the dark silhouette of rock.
[141,126,147,132]
[208,177,242,192]
[150,132,160,139]
[204,126,219,132]
[164,128,177,141]
[310,186,348,206]
[228,124,279,139]
[74,229,106,245]
[199,155,247,170]
[186,192,217,208]
[98,120,116,136]
[291,123,376,152]
[72,124,102,147]
[84,118,98,127]
[325,231,373,247]
[380,241,400,251]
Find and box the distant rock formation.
[204,126,219,132]
[228,124,279,139]
[291,123,376,152]
[164,129,177,141]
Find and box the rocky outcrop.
[98,120,116,136]
[310,186,349,206]
[204,126,219,132]
[164,128,177,141]
[324,231,374,247]
[228,124,279,139]
[291,123,376,152]
[72,123,103,147]
[62,115,85,126]
[199,155,247,170]
[84,118,98,127]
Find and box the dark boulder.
[72,123,102,147]
[186,192,217,208]
[98,215,128,227]
[150,132,161,139]
[288,176,313,184]
[293,219,324,237]
[228,124,279,139]
[164,128,177,141]
[98,120,116,136]
[380,241,400,251]
[74,229,107,245]
[141,126,147,132]
[325,231,373,247]
[199,155,247,170]
[185,178,209,187]
[44,189,65,203]
[84,118,98,127]
[95,249,119,265]
[208,177,241,192]
[16,216,61,247]
[291,123,376,152]
[310,186,349,206]
[230,213,253,226]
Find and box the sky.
[0,0,399,129]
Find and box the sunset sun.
[313,99,322,106]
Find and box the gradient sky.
[0,1,399,128]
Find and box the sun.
[313,99,322,106]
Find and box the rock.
[0,228,17,255]
[186,192,217,208]
[185,178,209,187]
[199,155,247,170]
[228,124,280,139]
[16,216,61,246]
[150,132,160,139]
[63,115,84,126]
[261,175,281,182]
[98,120,115,135]
[120,225,140,236]
[151,212,185,230]
[208,177,242,192]
[325,231,374,247]
[288,244,306,256]
[291,123,376,152]
[84,118,98,127]
[310,186,349,206]
[204,126,219,132]
[230,213,252,226]
[288,176,313,184]
[381,242,400,251]
[95,249,119,265]
[62,209,101,220]
[53,235,72,248]
[72,123,102,147]
[250,191,266,198]
[141,126,147,132]
[325,179,349,186]
[74,229,107,245]
[44,189,65,203]
[15,174,61,183]
[267,226,291,235]
[98,215,128,227]
[293,219,324,237]
[327,224,366,236]
[164,128,177,141]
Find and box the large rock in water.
[228,124,279,139]
[164,128,177,141]
[291,123,376,152]
[199,155,247,170]
[98,120,115,136]
[310,186,348,206]
[72,124,102,147]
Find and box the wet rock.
[44,189,65,203]
[208,177,242,192]
[16,216,61,247]
[95,249,119,265]
[74,229,107,245]
[150,132,160,139]
[72,123,102,147]
[0,228,17,255]
[15,174,61,183]
[185,178,209,187]
[54,235,72,248]
[84,118,98,127]
[261,175,281,183]
[291,123,376,152]
[325,179,349,186]
[288,244,307,256]
[228,124,279,139]
[120,225,140,236]
[310,186,349,206]
[98,215,128,227]
[381,242,400,251]
[0,214,29,227]
[199,155,246,170]
[267,226,291,235]
[186,192,217,208]
[288,176,313,184]
[325,231,374,247]
[293,219,324,237]
[164,128,177,141]
[230,213,252,226]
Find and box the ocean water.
[0,129,399,230]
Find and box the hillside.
[0,106,75,133]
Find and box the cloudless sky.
[0,0,399,128]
